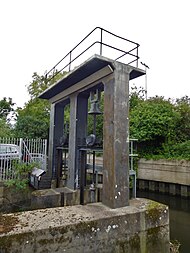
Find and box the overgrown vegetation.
[129,86,190,160]
[5,161,38,191]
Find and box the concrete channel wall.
[0,199,170,253]
[0,182,33,213]
[138,159,190,197]
[0,183,102,213]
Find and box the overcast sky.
[0,0,190,107]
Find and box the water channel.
[137,190,190,253]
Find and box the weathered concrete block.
[31,189,61,209]
[0,198,170,253]
[0,185,33,212]
[55,187,80,206]
[30,186,102,211]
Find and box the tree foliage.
[0,118,13,137]
[14,99,50,139]
[0,97,15,119]
[0,97,15,137]
[129,87,190,159]
[129,85,145,109]
[130,96,180,142]
[174,96,190,142]
[27,71,65,99]
[14,72,65,139]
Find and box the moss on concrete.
[38,238,55,246]
[116,233,142,253]
[129,233,141,250]
[0,232,33,252]
[147,226,161,241]
[116,239,128,253]
[32,189,51,197]
[146,226,166,253]
[73,220,98,236]
[145,200,163,223]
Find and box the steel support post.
[103,62,131,208]
[48,102,65,180]
[67,93,88,190]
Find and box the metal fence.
[0,138,47,181]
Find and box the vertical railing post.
[19,138,23,162]
[52,67,55,82]
[45,71,48,84]
[136,45,139,68]
[100,28,103,55]
[44,139,48,171]
[69,51,72,71]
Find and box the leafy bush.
[5,162,39,191]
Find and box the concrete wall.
[0,198,170,253]
[0,183,33,213]
[0,183,102,212]
[138,159,190,197]
[138,159,190,185]
[31,187,102,210]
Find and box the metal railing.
[0,138,47,181]
[85,139,138,195]
[45,27,140,82]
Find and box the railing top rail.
[100,27,139,46]
[45,27,140,81]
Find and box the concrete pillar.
[181,185,188,197]
[138,180,146,190]
[159,182,166,193]
[165,183,169,194]
[48,102,66,180]
[102,62,130,208]
[149,181,156,192]
[67,93,88,190]
[169,184,176,195]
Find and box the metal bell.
[88,102,102,115]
